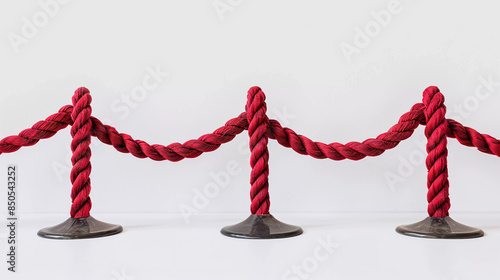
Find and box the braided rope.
[246,87,271,215]
[422,86,450,218]
[69,87,93,218]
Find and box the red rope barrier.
[70,87,93,218]
[1,100,499,163]
[1,86,500,221]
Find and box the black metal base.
[396,216,484,239]
[221,214,303,239]
[38,216,123,240]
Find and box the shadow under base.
[396,216,484,239]
[38,216,123,240]
[221,214,303,239]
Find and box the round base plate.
[38,216,123,240]
[221,214,303,239]
[396,216,484,239]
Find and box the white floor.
[1,212,499,280]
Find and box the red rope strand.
[2,96,500,165]
[89,113,248,161]
[267,103,426,160]
[0,105,73,155]
[446,119,500,156]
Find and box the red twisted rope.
[69,87,93,218]
[446,120,500,156]
[422,86,450,218]
[0,105,73,155]
[246,87,271,215]
[0,110,247,161]
[267,103,426,160]
[2,99,499,164]
[89,114,247,161]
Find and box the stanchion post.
[396,86,484,239]
[38,87,122,239]
[221,87,303,239]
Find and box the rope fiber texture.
[422,86,450,218]
[70,88,93,218]
[246,87,271,215]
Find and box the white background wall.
[0,0,499,218]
